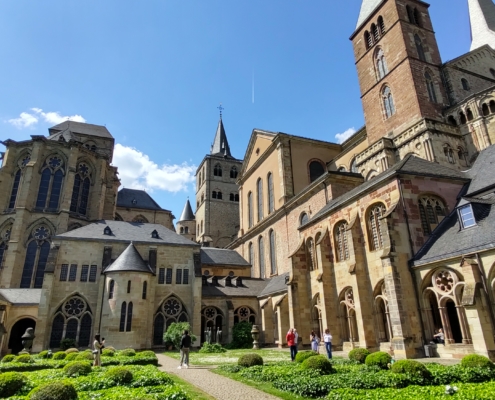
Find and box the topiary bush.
[104,366,134,384]
[37,351,52,359]
[28,381,77,400]
[391,359,432,380]
[0,371,27,398]
[301,355,334,375]
[76,352,94,361]
[105,346,116,352]
[59,338,77,351]
[238,353,264,367]
[14,354,34,364]
[1,354,15,363]
[295,351,318,363]
[52,351,66,360]
[199,343,227,353]
[461,354,494,369]
[138,350,157,358]
[102,348,115,357]
[365,351,392,370]
[65,348,79,354]
[120,348,136,357]
[65,352,79,361]
[228,321,253,349]
[63,360,92,377]
[349,348,371,364]
[163,322,197,351]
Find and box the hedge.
[238,353,264,367]
[365,352,391,370]
[348,348,370,364]
[295,351,318,363]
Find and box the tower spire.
[210,106,232,158]
[355,0,383,29]
[468,0,495,51]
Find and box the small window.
[166,268,173,284]
[68,264,77,282]
[257,178,264,222]
[369,204,386,251]
[306,238,315,271]
[447,116,457,126]
[185,226,189,234]
[309,161,325,182]
[300,212,309,226]
[230,166,238,179]
[212,191,217,199]
[376,48,388,80]
[350,158,358,173]
[425,71,437,103]
[127,280,131,293]
[459,205,476,228]
[378,16,386,34]
[126,302,133,331]
[372,23,380,42]
[214,164,222,177]
[180,227,184,234]
[382,86,396,118]
[490,100,495,113]
[461,78,470,91]
[119,301,126,332]
[413,8,422,26]
[467,108,474,121]
[335,221,349,262]
[151,229,159,239]
[142,281,147,299]
[89,265,97,282]
[459,112,467,124]
[248,191,253,228]
[267,172,274,214]
[104,226,112,236]
[80,265,89,282]
[183,269,189,285]
[365,31,373,50]
[482,103,489,116]
[217,191,223,200]
[60,264,69,281]
[176,268,183,284]
[444,146,455,164]
[109,280,115,299]
[158,268,165,284]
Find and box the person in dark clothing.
[178,330,191,369]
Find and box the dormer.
[151,230,159,239]
[103,226,112,236]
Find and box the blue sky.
[0,0,472,221]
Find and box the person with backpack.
[178,330,192,369]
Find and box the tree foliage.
[163,322,197,350]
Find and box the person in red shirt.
[286,328,297,361]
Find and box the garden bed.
[164,348,290,365]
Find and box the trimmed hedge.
[301,355,333,375]
[65,352,79,361]
[199,343,226,354]
[348,348,370,364]
[65,348,79,354]
[52,351,67,360]
[63,360,92,377]
[103,348,115,357]
[76,352,94,361]
[37,351,52,359]
[0,371,26,398]
[2,354,15,363]
[120,348,136,357]
[238,353,264,367]
[365,352,391,370]
[28,381,78,400]
[15,354,34,363]
[460,354,494,369]
[104,366,134,384]
[295,351,318,363]
[391,360,432,380]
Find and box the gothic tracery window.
[20,226,51,288]
[418,196,447,235]
[376,48,388,80]
[36,156,65,211]
[230,166,238,179]
[425,71,437,103]
[382,86,396,118]
[70,163,91,215]
[234,306,256,325]
[214,164,222,177]
[153,296,189,345]
[368,204,386,251]
[340,288,359,342]
[335,221,349,262]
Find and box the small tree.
[229,321,253,349]
[163,322,197,350]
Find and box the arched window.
[365,31,373,50]
[376,48,388,80]
[406,5,414,23]
[212,190,222,200]
[214,164,222,177]
[180,227,184,234]
[230,166,238,179]
[257,178,263,222]
[372,23,380,42]
[133,215,149,223]
[378,16,386,34]
[413,8,422,26]
[337,166,347,172]
[36,156,65,211]
[466,108,474,121]
[248,192,253,228]
[368,204,386,251]
[9,170,22,210]
[119,302,127,332]
[198,171,202,185]
[20,226,51,288]
[458,147,468,167]
[382,86,396,118]
[258,236,265,278]
[425,71,437,103]
[306,238,315,271]
[415,34,426,61]
[153,297,190,345]
[447,116,457,126]
[309,160,325,182]
[185,226,189,234]
[109,280,115,299]
[126,302,133,332]
[269,230,276,275]
[418,196,447,235]
[201,193,204,203]
[70,163,91,215]
[459,111,467,124]
[127,280,131,293]
[482,103,489,116]
[461,78,470,91]
[490,100,495,113]
[443,145,455,164]
[200,220,203,233]
[248,242,254,276]
[267,173,274,214]
[300,212,309,226]
[234,306,256,325]
[335,221,349,262]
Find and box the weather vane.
[217,104,224,119]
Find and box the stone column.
[438,306,454,344]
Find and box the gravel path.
[156,353,280,400]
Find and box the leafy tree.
[228,321,253,349]
[163,322,197,350]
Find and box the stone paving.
[156,353,280,400]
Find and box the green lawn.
[164,348,291,365]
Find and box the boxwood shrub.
[391,360,431,380]
[103,348,115,357]
[301,355,333,375]
[1,354,15,363]
[76,352,94,361]
[65,352,79,361]
[52,351,66,360]
[295,351,318,363]
[28,381,78,400]
[104,366,134,384]
[348,348,370,364]
[63,361,92,377]
[15,354,34,364]
[0,371,27,398]
[37,351,52,359]
[65,348,79,354]
[238,353,263,367]
[461,354,494,369]
[120,348,136,357]
[365,351,391,370]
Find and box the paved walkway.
[156,353,280,400]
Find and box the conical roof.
[355,0,383,29]
[468,0,495,51]
[211,118,232,158]
[104,242,153,274]
[179,199,195,222]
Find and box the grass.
[168,373,216,400]
[165,348,291,365]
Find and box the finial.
[217,103,224,119]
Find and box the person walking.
[178,330,192,369]
[93,334,104,367]
[286,328,297,361]
[310,331,319,353]
[323,329,333,359]
[294,329,299,349]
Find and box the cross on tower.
[217,104,224,119]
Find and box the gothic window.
[482,103,489,116]
[214,164,222,177]
[418,196,447,235]
[461,78,470,91]
[458,147,468,167]
[447,116,457,126]
[70,163,91,215]
[80,265,89,282]
[415,34,426,61]
[378,16,386,34]
[234,306,256,325]
[413,8,422,26]
[365,31,373,50]
[176,268,183,284]
[371,23,379,42]
[466,108,474,121]
[133,215,149,223]
[490,101,495,113]
[267,172,274,214]
[300,212,309,226]
[444,145,455,164]
[376,48,388,80]
[153,296,189,344]
[269,229,276,275]
[126,302,133,331]
[459,111,467,124]
[8,154,30,210]
[309,160,325,183]
[306,238,316,271]
[201,306,224,343]
[257,178,264,221]
[60,264,68,281]
[217,191,222,200]
[382,86,396,118]
[115,213,123,221]
[89,265,97,282]
[368,204,386,251]
[425,71,437,103]
[335,221,349,262]
[183,269,189,284]
[258,236,265,278]
[166,267,173,284]
[406,5,414,23]
[20,226,51,288]
[109,280,115,299]
[158,268,165,284]
[153,314,165,345]
[36,156,65,211]
[230,166,238,179]
[119,302,127,332]
[248,192,253,228]
[68,264,77,281]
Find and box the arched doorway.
[446,300,463,343]
[8,318,36,354]
[374,281,392,343]
[311,294,323,337]
[201,306,224,343]
[339,287,359,342]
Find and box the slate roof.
[211,118,233,158]
[202,277,269,298]
[200,248,251,267]
[179,199,195,222]
[0,289,42,305]
[356,0,384,29]
[48,121,113,139]
[117,189,164,211]
[104,242,153,274]
[55,220,199,247]
[464,145,495,195]
[259,273,289,297]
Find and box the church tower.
[195,114,242,248]
[468,0,495,51]
[176,199,196,242]
[351,0,448,145]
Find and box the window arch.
[466,108,474,121]
[413,8,422,26]
[415,34,426,61]
[459,111,467,124]
[378,16,386,34]
[269,229,276,275]
[212,190,223,200]
[229,192,239,202]
[444,145,455,164]
[335,221,349,262]
[180,227,184,234]
[230,166,238,179]
[309,160,325,182]
[234,306,256,325]
[482,103,489,116]
[375,48,388,80]
[259,236,265,278]
[20,225,51,288]
[198,171,202,185]
[371,23,379,42]
[8,154,30,210]
[133,215,149,223]
[153,296,190,344]
[267,172,274,214]
[300,212,309,226]
[368,204,386,251]
[70,163,91,215]
[365,31,373,50]
[257,178,264,221]
[214,164,222,177]
[382,86,396,118]
[418,196,447,235]
[126,302,133,331]
[306,238,316,271]
[248,192,253,228]
[447,115,457,126]
[461,78,470,91]
[36,155,65,211]
[425,71,437,103]
[406,5,415,23]
[490,100,495,113]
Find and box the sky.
[0,0,473,221]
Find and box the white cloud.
[7,108,86,129]
[113,143,196,193]
[8,112,39,128]
[335,127,357,144]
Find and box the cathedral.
[0,0,495,360]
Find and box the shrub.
[120,348,136,357]
[63,360,92,377]
[228,321,253,349]
[103,348,115,357]
[37,351,52,359]
[461,354,494,369]
[52,351,67,360]
[65,352,79,361]
[301,355,334,375]
[28,381,77,400]
[349,348,370,364]
[391,360,432,380]
[138,350,157,358]
[199,343,226,353]
[365,352,391,370]
[295,351,318,363]
[1,354,15,363]
[15,354,34,363]
[76,352,94,361]
[238,353,264,367]
[163,322,197,351]
[0,371,27,398]
[105,346,116,352]
[104,366,134,384]
[65,348,79,354]
[59,338,77,350]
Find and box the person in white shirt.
[323,328,333,359]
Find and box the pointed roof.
[179,199,195,222]
[469,0,495,51]
[356,0,384,29]
[117,188,166,211]
[48,121,113,139]
[104,242,153,274]
[210,118,232,158]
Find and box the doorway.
[446,300,463,343]
[8,318,36,354]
